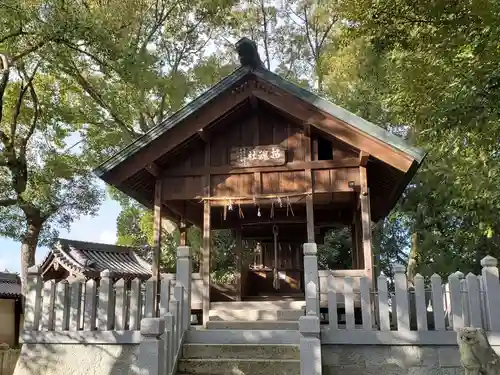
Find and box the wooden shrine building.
[94,38,426,322]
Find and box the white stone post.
[299,313,322,375]
[176,246,192,331]
[448,272,463,330]
[24,266,42,331]
[69,277,84,331]
[144,276,157,318]
[130,278,142,330]
[303,243,320,316]
[114,279,126,331]
[481,256,500,331]
[98,270,114,330]
[138,317,165,375]
[466,272,482,328]
[83,279,97,331]
[54,279,70,330]
[393,264,410,332]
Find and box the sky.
[0,197,122,273]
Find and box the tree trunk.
[406,232,418,286]
[20,221,42,292]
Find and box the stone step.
[209,308,304,321]
[182,344,300,360]
[205,320,299,330]
[177,358,300,375]
[186,328,301,344]
[210,300,305,310]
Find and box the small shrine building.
[94,38,426,324]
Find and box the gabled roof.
[94,65,425,178]
[40,239,152,279]
[0,272,21,298]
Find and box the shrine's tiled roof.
[40,239,152,279]
[0,272,21,298]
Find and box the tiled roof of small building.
[40,239,152,279]
[0,272,21,298]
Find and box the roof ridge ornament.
[235,37,263,70]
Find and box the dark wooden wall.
[161,108,360,200]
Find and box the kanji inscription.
[230,145,286,168]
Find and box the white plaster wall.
[0,300,16,346]
[13,344,140,375]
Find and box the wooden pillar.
[179,219,187,246]
[235,229,243,301]
[304,124,315,243]
[359,166,374,283]
[350,223,358,269]
[306,196,315,243]
[202,201,211,326]
[152,179,162,281]
[354,210,363,269]
[202,138,211,326]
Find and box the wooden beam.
[359,151,370,167]
[152,179,162,282]
[198,128,210,142]
[312,136,319,161]
[254,172,262,195]
[162,158,360,177]
[249,94,259,110]
[252,89,414,172]
[359,166,374,284]
[145,163,161,177]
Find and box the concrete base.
[177,358,300,375]
[210,301,305,310]
[209,308,305,321]
[186,328,301,344]
[206,320,299,330]
[182,344,300,359]
[13,343,139,375]
[321,345,465,375]
[178,344,300,375]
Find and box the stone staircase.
[206,300,305,330]
[177,344,300,375]
[177,300,303,374]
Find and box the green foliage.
[2,0,496,283]
[317,228,352,270]
[318,0,500,277]
[114,203,235,277]
[0,44,104,282]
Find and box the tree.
[316,0,500,277]
[0,53,103,285]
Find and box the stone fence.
[17,246,193,375]
[300,244,500,375]
[0,349,19,375]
